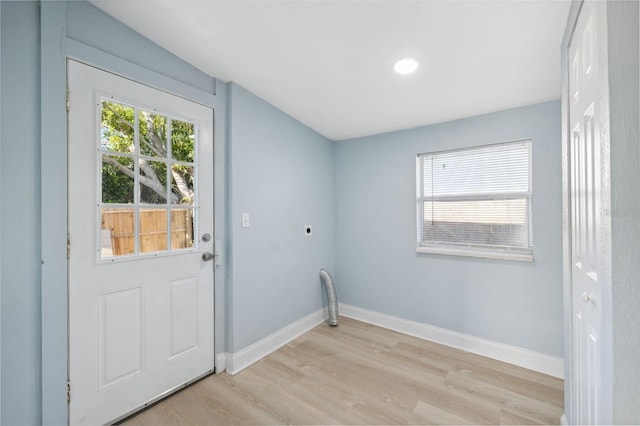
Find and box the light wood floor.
[121,317,564,425]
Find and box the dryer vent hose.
[319,268,339,326]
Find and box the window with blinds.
[416,139,533,261]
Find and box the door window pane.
[101,208,135,257]
[101,101,135,154]
[170,164,195,206]
[98,97,199,259]
[139,110,167,158]
[139,160,168,204]
[102,155,134,204]
[171,208,194,250]
[139,208,169,253]
[171,119,195,162]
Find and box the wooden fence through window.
[101,208,193,256]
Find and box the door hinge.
[66,89,70,112]
[67,381,71,404]
[67,235,71,259]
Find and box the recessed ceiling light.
[394,58,419,75]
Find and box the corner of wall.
[225,83,335,352]
[224,80,235,355]
[0,2,3,422]
[606,1,640,421]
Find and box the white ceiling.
[91,0,571,141]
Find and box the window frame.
[415,139,534,262]
[96,93,200,263]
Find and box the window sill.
[416,245,533,262]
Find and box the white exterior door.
[68,60,215,425]
[567,1,605,423]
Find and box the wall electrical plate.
[241,212,251,228]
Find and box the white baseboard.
[215,352,229,374]
[227,308,326,375]
[339,303,564,379]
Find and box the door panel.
[169,277,200,358]
[99,287,143,389]
[68,60,215,425]
[568,1,603,424]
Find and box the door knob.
[582,292,591,303]
[202,252,215,262]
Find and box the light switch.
[241,212,251,228]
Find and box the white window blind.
[417,140,532,260]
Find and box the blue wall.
[605,1,639,421]
[1,2,42,424]
[1,2,227,424]
[0,1,565,424]
[227,83,335,352]
[334,101,564,357]
[65,2,215,95]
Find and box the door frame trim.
[560,2,583,422]
[40,4,69,424]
